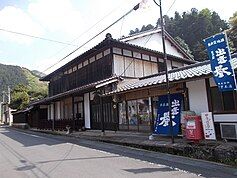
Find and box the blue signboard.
[203,32,236,91]
[154,93,182,136]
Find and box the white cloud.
[0,6,44,44]
[28,0,85,35]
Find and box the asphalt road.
[0,126,236,178]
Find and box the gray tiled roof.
[106,58,237,95]
[41,33,195,81]
[32,76,119,105]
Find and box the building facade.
[106,58,237,138]
[31,30,194,132]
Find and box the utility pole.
[153,0,174,143]
[1,86,11,125]
[8,86,11,104]
[0,102,2,123]
[7,86,11,125]
[2,91,6,123]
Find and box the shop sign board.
[201,112,216,140]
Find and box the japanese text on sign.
[154,93,182,136]
[204,32,236,91]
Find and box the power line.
[0,28,77,46]
[41,1,128,73]
[165,0,176,15]
[42,3,141,73]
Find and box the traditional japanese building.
[105,54,237,138]
[14,28,237,140]
[30,29,195,132]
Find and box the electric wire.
[119,0,178,77]
[42,3,140,73]
[165,0,177,16]
[0,28,77,46]
[41,1,131,73]
[119,17,125,38]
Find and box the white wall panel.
[151,63,158,74]
[134,59,143,77]
[214,114,237,122]
[84,93,91,129]
[124,33,184,58]
[113,54,124,76]
[125,57,134,77]
[186,79,209,115]
[143,61,152,76]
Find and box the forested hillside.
[0,63,28,99]
[0,63,47,108]
[129,8,237,61]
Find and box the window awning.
[31,76,120,105]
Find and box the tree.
[162,8,228,61]
[9,81,47,110]
[228,11,237,53]
[129,28,140,35]
[127,8,229,61]
[129,25,154,35]
[174,37,193,58]
[10,84,30,110]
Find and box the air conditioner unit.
[220,123,237,140]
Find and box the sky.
[0,0,236,74]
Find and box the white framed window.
[73,65,77,72]
[158,58,164,63]
[123,49,132,57]
[78,63,82,69]
[89,56,95,63]
[133,52,141,59]
[113,47,122,55]
[68,68,72,74]
[151,56,157,62]
[103,49,110,56]
[142,54,149,60]
[96,53,103,60]
[83,60,89,66]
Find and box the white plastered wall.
[55,101,61,120]
[124,33,184,58]
[84,93,91,129]
[48,103,54,120]
[186,79,209,115]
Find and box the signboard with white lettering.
[154,93,182,136]
[201,112,216,140]
[203,32,236,91]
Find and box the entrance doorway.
[74,96,84,130]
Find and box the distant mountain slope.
[0,63,47,101]
[31,70,46,78]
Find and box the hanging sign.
[203,32,237,91]
[154,93,182,136]
[201,112,216,140]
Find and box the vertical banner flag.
[154,93,182,136]
[203,32,237,91]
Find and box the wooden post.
[72,96,75,131]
